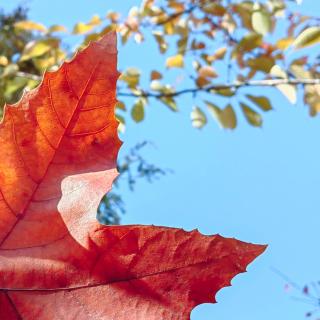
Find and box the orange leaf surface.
[0,32,266,319]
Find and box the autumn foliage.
[0,32,265,319]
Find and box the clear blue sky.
[3,1,320,319]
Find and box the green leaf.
[246,95,272,111]
[205,101,237,129]
[131,99,145,123]
[292,27,320,49]
[240,102,262,127]
[20,39,58,61]
[191,107,207,129]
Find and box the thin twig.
[16,71,42,81]
[156,4,197,26]
[15,72,320,99]
[118,78,320,98]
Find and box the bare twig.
[16,72,42,81]
[118,78,320,99]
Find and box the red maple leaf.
[0,32,266,319]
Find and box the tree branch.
[155,4,197,26]
[15,72,320,99]
[118,78,320,99]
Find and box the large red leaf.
[0,32,266,319]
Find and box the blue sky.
[3,1,320,319]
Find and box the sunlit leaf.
[304,84,320,116]
[0,56,8,66]
[48,25,67,33]
[116,114,126,133]
[191,106,207,129]
[270,65,287,78]
[2,64,18,77]
[14,20,47,32]
[20,39,59,61]
[73,22,95,34]
[276,37,294,50]
[166,54,184,68]
[277,84,297,104]
[119,68,141,88]
[252,6,272,35]
[292,26,320,49]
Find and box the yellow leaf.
[276,37,294,50]
[293,27,320,49]
[14,20,47,32]
[166,54,184,68]
[89,15,102,26]
[73,22,95,34]
[304,84,320,116]
[48,25,67,33]
[0,56,8,66]
[20,40,57,61]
